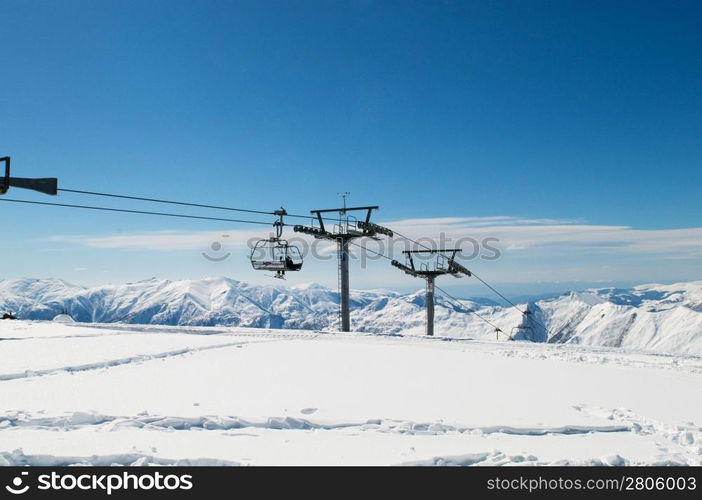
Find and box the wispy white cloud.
[388,216,584,228]
[50,228,270,251]
[383,217,702,258]
[49,216,702,259]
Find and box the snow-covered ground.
[0,320,700,466]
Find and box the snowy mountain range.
[1,277,701,355]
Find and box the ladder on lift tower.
[337,238,343,330]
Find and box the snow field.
[0,321,700,465]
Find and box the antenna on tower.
[337,192,350,215]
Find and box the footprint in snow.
[300,408,318,415]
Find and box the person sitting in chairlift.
[285,255,294,270]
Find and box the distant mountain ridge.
[1,277,701,355]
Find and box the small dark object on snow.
[1,312,18,320]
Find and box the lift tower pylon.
[391,249,472,336]
[294,205,392,332]
[0,157,58,196]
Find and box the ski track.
[463,341,702,375]
[2,410,682,466]
[16,322,326,339]
[399,451,644,466]
[0,328,325,382]
[575,405,702,463]
[0,410,630,437]
[0,448,238,467]
[0,339,279,382]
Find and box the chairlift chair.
[249,209,303,279]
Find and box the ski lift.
[250,209,303,279]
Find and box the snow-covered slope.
[535,285,702,355]
[1,278,701,355]
[1,321,700,466]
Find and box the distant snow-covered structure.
[52,307,75,323]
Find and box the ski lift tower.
[0,157,58,196]
[294,204,392,332]
[391,249,472,336]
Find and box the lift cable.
[57,187,339,222]
[58,188,279,217]
[433,283,508,339]
[347,239,507,336]
[0,198,273,225]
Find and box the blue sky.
[1,0,700,297]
